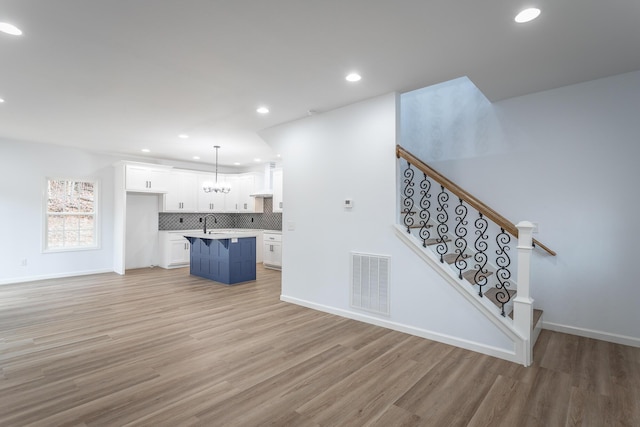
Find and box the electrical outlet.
[251,217,254,223]
[179,218,183,223]
[199,217,202,222]
[532,222,539,234]
[20,258,27,266]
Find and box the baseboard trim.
[543,321,640,348]
[281,294,520,364]
[0,269,115,285]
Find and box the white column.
[514,221,535,366]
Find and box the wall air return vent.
[350,252,390,316]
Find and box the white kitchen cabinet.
[200,174,250,213]
[162,170,197,212]
[236,173,264,213]
[159,231,191,268]
[221,175,239,212]
[197,173,227,212]
[272,168,283,213]
[263,232,282,270]
[125,164,171,192]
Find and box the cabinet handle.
[279,202,283,208]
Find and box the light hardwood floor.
[1,266,638,426]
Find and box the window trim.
[43,177,101,253]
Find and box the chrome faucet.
[203,214,217,234]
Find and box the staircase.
[396,145,555,366]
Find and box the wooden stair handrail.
[396,145,556,256]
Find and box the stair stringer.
[394,224,530,366]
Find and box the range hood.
[250,191,273,198]
[250,163,275,198]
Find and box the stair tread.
[443,252,471,264]
[508,309,544,328]
[484,287,516,308]
[423,236,451,246]
[462,268,494,283]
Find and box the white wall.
[261,93,516,358]
[401,71,640,346]
[0,138,117,284]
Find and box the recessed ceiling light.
[192,156,200,160]
[141,148,150,153]
[178,134,189,139]
[0,22,22,36]
[0,98,4,103]
[234,162,241,166]
[346,73,362,82]
[254,158,261,162]
[515,8,541,23]
[257,106,269,114]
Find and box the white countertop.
[182,230,261,240]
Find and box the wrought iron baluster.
[454,199,468,279]
[402,162,415,233]
[418,173,432,247]
[494,228,512,316]
[473,213,489,297]
[435,185,449,263]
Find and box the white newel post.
[514,221,535,366]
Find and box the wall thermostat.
[344,199,353,209]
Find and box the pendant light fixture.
[202,145,231,194]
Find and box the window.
[45,179,99,251]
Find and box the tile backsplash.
[159,197,282,231]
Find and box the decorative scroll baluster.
[402,162,415,233]
[473,213,489,297]
[494,228,512,316]
[454,198,468,279]
[418,173,432,247]
[435,185,449,263]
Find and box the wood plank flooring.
[1,266,639,426]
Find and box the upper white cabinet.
[197,173,227,213]
[125,164,171,192]
[162,170,197,212]
[236,173,264,213]
[123,162,267,213]
[272,168,283,213]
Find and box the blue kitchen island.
[183,231,256,285]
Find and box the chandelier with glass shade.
[202,145,231,194]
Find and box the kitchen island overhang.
[183,231,257,285]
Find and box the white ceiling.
[1,0,639,167]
